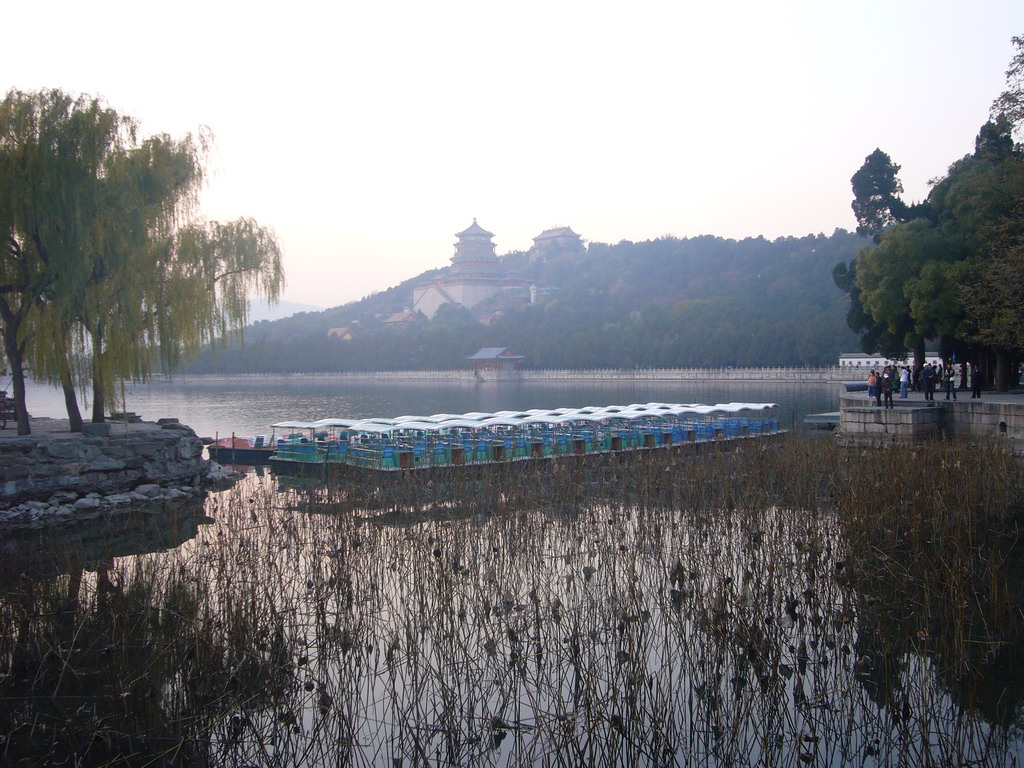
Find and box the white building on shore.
[838,353,942,368]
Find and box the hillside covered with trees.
[185,230,865,373]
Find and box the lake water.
[4,378,1023,766]
[22,376,842,438]
[4,434,1021,767]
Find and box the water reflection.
[1,438,1021,766]
[0,499,213,580]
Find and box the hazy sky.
[4,1,1022,309]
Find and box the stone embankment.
[0,418,226,530]
[838,394,1024,453]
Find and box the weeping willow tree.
[79,216,283,423]
[50,118,283,426]
[69,131,205,425]
[152,218,284,369]
[0,89,133,434]
[2,88,284,433]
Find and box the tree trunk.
[6,341,30,436]
[0,301,31,435]
[90,326,105,423]
[995,349,1012,392]
[91,376,105,423]
[54,331,84,431]
[61,376,83,432]
[913,340,926,370]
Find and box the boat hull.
[207,446,276,465]
[269,430,785,481]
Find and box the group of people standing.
[866,366,902,409]
[867,362,984,407]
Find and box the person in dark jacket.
[922,364,936,401]
[971,365,983,399]
[881,371,894,409]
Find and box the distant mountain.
[188,231,865,373]
[247,298,323,323]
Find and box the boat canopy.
[348,422,422,434]
[476,417,531,428]
[421,413,466,423]
[313,418,366,428]
[271,420,319,430]
[517,414,579,425]
[274,402,781,433]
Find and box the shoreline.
[157,366,860,383]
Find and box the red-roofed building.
[466,347,526,373]
[328,326,356,340]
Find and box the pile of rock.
[0,419,238,527]
[0,484,203,531]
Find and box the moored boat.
[267,402,781,475]
[207,435,276,465]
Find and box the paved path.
[848,387,1024,405]
[0,417,168,439]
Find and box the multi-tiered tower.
[450,219,499,276]
[412,220,528,320]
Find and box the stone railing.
[205,367,855,382]
[516,367,847,382]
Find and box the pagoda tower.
[412,219,530,320]
[450,218,500,276]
